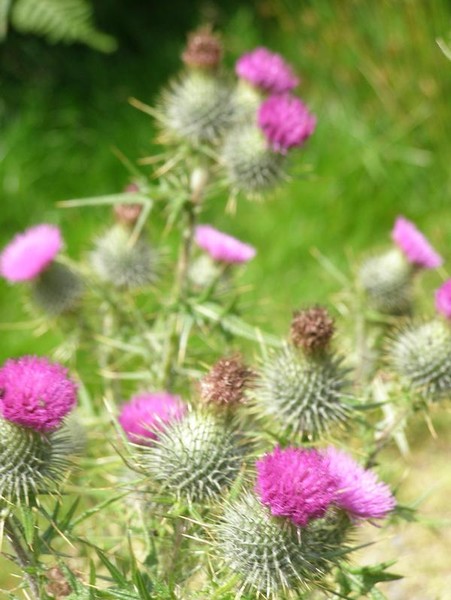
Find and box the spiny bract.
[0,419,75,504]
[359,249,412,315]
[388,320,451,400]
[160,71,236,144]
[32,262,83,315]
[140,412,244,502]
[90,226,157,289]
[221,125,286,195]
[217,493,348,599]
[257,344,352,437]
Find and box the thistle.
[217,492,347,598]
[358,249,413,315]
[200,355,254,408]
[90,225,157,289]
[160,71,236,145]
[139,411,244,502]
[221,125,286,195]
[257,344,352,437]
[0,356,78,503]
[32,261,83,316]
[388,320,451,401]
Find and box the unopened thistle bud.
[359,249,413,315]
[140,411,244,502]
[160,72,236,145]
[257,345,351,437]
[291,306,335,353]
[221,125,285,195]
[32,262,83,316]
[90,226,157,289]
[200,355,254,408]
[181,27,223,70]
[388,320,451,401]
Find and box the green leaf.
[12,0,117,52]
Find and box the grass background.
[1,0,450,597]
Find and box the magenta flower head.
[258,94,316,154]
[325,447,395,520]
[255,446,337,526]
[391,216,442,269]
[0,224,63,283]
[118,392,187,445]
[236,47,299,94]
[0,356,77,432]
[435,280,451,320]
[195,225,256,264]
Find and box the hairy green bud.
[140,412,244,502]
[389,320,451,400]
[32,262,83,316]
[257,345,352,437]
[90,226,157,289]
[359,249,412,315]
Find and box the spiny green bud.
[221,125,285,196]
[160,72,236,145]
[358,249,412,315]
[217,493,348,598]
[0,418,75,504]
[257,345,352,437]
[90,226,157,289]
[388,320,451,400]
[140,412,244,503]
[32,262,83,316]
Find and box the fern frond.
[11,0,117,52]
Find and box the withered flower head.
[113,203,143,227]
[45,567,72,598]
[200,355,254,407]
[182,27,223,70]
[290,306,335,352]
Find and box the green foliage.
[2,0,116,52]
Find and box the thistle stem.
[3,516,40,600]
[162,183,203,389]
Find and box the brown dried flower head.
[45,567,72,598]
[200,355,254,407]
[290,306,335,352]
[182,27,223,70]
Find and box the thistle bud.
[291,306,335,353]
[181,27,223,70]
[160,72,236,145]
[359,249,412,315]
[140,411,243,502]
[221,125,285,196]
[200,355,254,408]
[257,345,351,437]
[388,320,451,401]
[90,226,157,289]
[32,262,83,316]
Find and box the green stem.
[162,196,199,389]
[3,516,40,600]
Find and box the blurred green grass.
[0,2,450,596]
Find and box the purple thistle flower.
[325,447,396,520]
[258,95,316,153]
[235,47,299,94]
[0,356,77,432]
[435,280,451,320]
[0,224,63,282]
[391,216,442,269]
[119,392,187,445]
[195,225,256,264]
[255,447,337,527]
